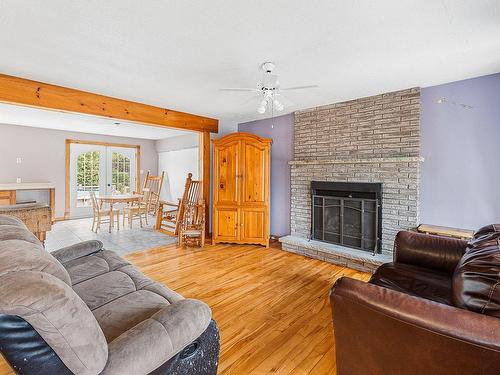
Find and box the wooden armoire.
[212,132,271,247]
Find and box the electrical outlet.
[16,177,22,183]
[16,157,22,164]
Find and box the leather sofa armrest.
[101,299,212,375]
[394,231,467,273]
[330,277,500,374]
[51,240,103,264]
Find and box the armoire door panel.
[215,141,239,205]
[214,208,239,241]
[242,142,267,205]
[241,209,266,241]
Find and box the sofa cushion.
[0,271,108,375]
[63,249,130,284]
[452,231,500,317]
[67,250,184,342]
[0,239,71,286]
[0,215,26,227]
[94,290,170,342]
[100,299,212,375]
[473,223,500,239]
[0,224,41,245]
[370,262,452,305]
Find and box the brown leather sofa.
[330,224,500,375]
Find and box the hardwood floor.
[0,242,370,375]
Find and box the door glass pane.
[76,151,100,207]
[112,152,131,194]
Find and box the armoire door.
[240,208,266,243]
[213,139,240,242]
[214,140,239,205]
[240,140,269,243]
[240,140,268,206]
[214,207,239,242]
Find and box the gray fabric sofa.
[0,215,219,374]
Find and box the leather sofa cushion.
[473,223,500,239]
[452,231,500,317]
[370,262,452,305]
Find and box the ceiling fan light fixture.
[257,106,266,114]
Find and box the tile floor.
[45,215,177,256]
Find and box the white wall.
[158,148,199,202]
[0,123,157,218]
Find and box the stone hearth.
[280,88,422,272]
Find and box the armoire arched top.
[213,132,273,145]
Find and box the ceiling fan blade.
[239,93,263,107]
[281,85,319,91]
[219,88,260,92]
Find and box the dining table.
[98,193,144,231]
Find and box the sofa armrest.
[51,240,103,264]
[394,231,467,273]
[330,277,500,374]
[101,299,212,375]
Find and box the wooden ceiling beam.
[0,73,218,133]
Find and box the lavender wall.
[238,114,294,236]
[420,73,500,229]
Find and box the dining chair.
[122,190,149,229]
[90,192,120,233]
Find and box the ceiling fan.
[220,62,318,114]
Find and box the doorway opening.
[66,140,140,218]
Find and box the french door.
[69,143,137,218]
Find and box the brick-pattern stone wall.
[289,88,421,255]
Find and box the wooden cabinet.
[0,190,16,206]
[213,132,271,247]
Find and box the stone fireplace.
[280,88,422,272]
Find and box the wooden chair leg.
[91,216,96,232]
[116,211,120,230]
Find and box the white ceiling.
[0,0,499,125]
[0,103,192,140]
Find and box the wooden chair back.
[178,173,201,223]
[156,173,202,236]
[141,170,165,214]
[90,192,100,215]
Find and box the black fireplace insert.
[311,181,382,253]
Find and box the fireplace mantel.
[289,156,424,166]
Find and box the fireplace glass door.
[312,195,378,252]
